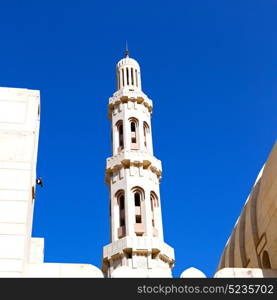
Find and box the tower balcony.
[106,150,162,182]
[103,236,175,265]
[108,89,153,120]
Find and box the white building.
[102,50,175,278]
[0,87,103,277]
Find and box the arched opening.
[116,190,126,239]
[134,192,141,224]
[132,187,145,236]
[129,118,139,150]
[135,69,138,87]
[116,121,124,152]
[119,194,125,226]
[143,122,150,149]
[262,251,271,269]
[131,68,134,85]
[150,192,159,237]
[126,67,129,85]
[119,124,123,148]
[131,122,136,136]
[122,69,125,87]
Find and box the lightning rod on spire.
[125,41,129,57]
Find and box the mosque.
[0,51,276,277]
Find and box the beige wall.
[217,141,277,272]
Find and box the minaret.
[102,49,175,278]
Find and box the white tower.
[102,50,175,278]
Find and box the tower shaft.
[102,55,174,278]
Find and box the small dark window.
[131,68,134,85]
[119,195,124,209]
[135,192,140,206]
[122,69,125,86]
[136,215,142,223]
[119,124,123,134]
[119,124,124,149]
[131,122,137,144]
[135,69,138,87]
[126,68,129,85]
[118,193,125,227]
[120,218,125,227]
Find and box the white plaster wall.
[0,87,40,277]
[111,265,172,278]
[25,263,104,278]
[29,238,44,264]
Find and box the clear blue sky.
[0,1,276,277]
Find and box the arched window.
[119,124,123,148]
[119,194,125,226]
[122,69,125,87]
[116,190,126,239]
[129,118,139,150]
[131,68,134,85]
[150,192,159,208]
[126,68,129,85]
[132,187,145,236]
[134,192,141,223]
[150,192,159,237]
[116,121,124,152]
[131,122,136,136]
[143,122,150,149]
[262,251,271,269]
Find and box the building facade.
[215,142,277,278]
[102,52,175,277]
[0,87,103,277]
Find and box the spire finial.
[125,41,129,57]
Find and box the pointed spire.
[125,41,129,57]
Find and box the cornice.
[108,89,153,119]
